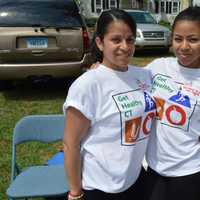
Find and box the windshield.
[0,0,83,27]
[128,12,157,24]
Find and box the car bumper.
[0,53,91,80]
[135,38,170,49]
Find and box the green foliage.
[85,17,98,27]
[159,20,172,30]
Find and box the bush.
[159,20,171,30]
[85,17,98,27]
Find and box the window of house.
[161,1,165,12]
[96,0,102,13]
[91,0,118,13]
[110,0,116,9]
[167,1,172,14]
[91,0,95,12]
[160,0,180,14]
[172,2,180,14]
[155,1,159,13]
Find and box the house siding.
[180,0,190,9]
[148,0,196,24]
[79,0,143,18]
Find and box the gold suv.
[0,0,91,81]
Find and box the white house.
[78,0,199,23]
[147,0,181,23]
[78,0,144,18]
[148,0,200,24]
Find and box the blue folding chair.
[6,114,68,200]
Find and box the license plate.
[26,37,48,49]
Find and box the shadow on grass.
[1,78,75,101]
[135,48,174,58]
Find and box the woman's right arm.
[63,106,91,197]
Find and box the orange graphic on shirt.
[154,97,165,120]
[165,105,186,125]
[143,112,155,135]
[125,117,142,143]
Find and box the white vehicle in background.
[125,9,171,52]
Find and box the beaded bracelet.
[68,192,84,200]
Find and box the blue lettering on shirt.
[169,91,191,108]
[144,92,156,112]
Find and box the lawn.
[0,52,172,200]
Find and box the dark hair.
[172,6,200,32]
[91,9,137,63]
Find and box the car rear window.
[128,12,157,24]
[0,0,83,27]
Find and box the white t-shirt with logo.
[146,57,200,177]
[63,64,156,193]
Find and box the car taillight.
[82,29,90,50]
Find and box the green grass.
[0,81,67,200]
[0,52,172,200]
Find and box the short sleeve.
[63,72,96,124]
[145,58,166,77]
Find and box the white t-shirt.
[146,57,200,177]
[63,64,156,193]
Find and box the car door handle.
[31,50,46,56]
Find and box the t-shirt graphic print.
[152,74,197,132]
[113,90,156,145]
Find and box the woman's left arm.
[63,107,91,197]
